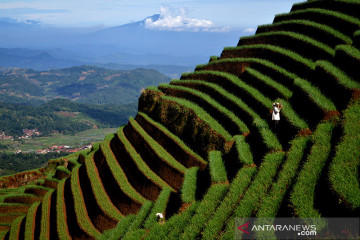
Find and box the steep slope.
[0,0,360,239]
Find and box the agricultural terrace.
[0,0,359,239]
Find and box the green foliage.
[221,152,286,239]
[240,30,334,56]
[335,44,360,58]
[329,101,360,209]
[245,68,293,99]
[137,112,206,165]
[39,189,54,240]
[56,179,71,240]
[275,7,360,29]
[143,187,172,229]
[181,167,198,203]
[233,135,254,165]
[316,60,360,89]
[0,152,67,177]
[70,166,101,238]
[56,166,71,175]
[257,19,352,44]
[122,229,146,240]
[256,137,310,217]
[223,44,314,69]
[294,78,337,111]
[40,98,137,127]
[116,126,172,190]
[161,95,232,141]
[24,201,40,240]
[100,139,147,204]
[0,101,91,137]
[172,77,282,150]
[290,122,334,218]
[8,215,25,240]
[202,167,256,240]
[122,201,153,239]
[146,202,199,240]
[162,82,249,134]
[97,215,136,240]
[0,66,170,106]
[209,151,228,183]
[128,118,186,174]
[180,184,228,240]
[184,69,308,130]
[276,98,309,129]
[0,230,8,239]
[83,152,123,221]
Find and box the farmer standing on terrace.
[272,102,282,130]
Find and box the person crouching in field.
[272,102,282,130]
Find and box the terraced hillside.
[1,0,360,239]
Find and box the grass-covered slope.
[0,0,360,239]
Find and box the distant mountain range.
[0,15,245,72]
[0,48,193,77]
[0,65,170,106]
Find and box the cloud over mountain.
[144,5,230,32]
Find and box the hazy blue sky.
[0,0,301,30]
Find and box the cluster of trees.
[0,152,67,176]
[0,99,137,137]
[0,101,92,137]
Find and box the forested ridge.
[0,99,137,137]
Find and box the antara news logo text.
[238,223,317,236]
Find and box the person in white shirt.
[272,102,282,130]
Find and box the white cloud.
[243,27,256,33]
[144,5,230,32]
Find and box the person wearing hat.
[272,102,282,130]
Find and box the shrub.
[222,44,314,69]
[82,152,123,221]
[181,167,198,203]
[329,101,360,209]
[100,139,147,204]
[161,82,249,136]
[116,126,172,190]
[122,229,146,240]
[39,189,54,240]
[180,184,229,240]
[256,137,310,217]
[56,179,71,240]
[127,118,186,174]
[136,112,206,167]
[315,60,360,89]
[221,152,286,238]
[294,78,337,111]
[70,165,101,238]
[8,215,25,240]
[274,8,360,36]
[98,215,136,240]
[186,68,308,130]
[122,201,153,238]
[257,19,352,45]
[24,201,40,240]
[290,122,334,219]
[173,77,282,150]
[202,167,256,239]
[146,202,199,240]
[143,187,172,230]
[161,95,232,142]
[209,151,228,183]
[245,68,293,99]
[233,135,254,166]
[239,31,334,57]
[138,89,232,156]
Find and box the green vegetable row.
[329,100,360,209]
